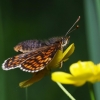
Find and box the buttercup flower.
[19,43,75,88]
[52,61,100,86]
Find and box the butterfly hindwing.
[2,43,61,73]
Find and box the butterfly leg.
[59,61,63,68]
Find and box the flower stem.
[56,82,76,100]
[25,88,28,100]
[88,82,96,100]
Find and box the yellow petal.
[70,61,95,78]
[88,64,100,83]
[62,43,75,61]
[96,64,100,75]
[52,72,75,84]
[51,71,86,86]
[48,50,63,69]
[19,68,49,88]
[72,81,86,86]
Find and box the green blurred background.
[0,0,100,100]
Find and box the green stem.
[56,82,76,100]
[88,82,96,100]
[25,88,28,100]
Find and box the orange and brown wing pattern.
[2,43,61,73]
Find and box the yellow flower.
[52,61,100,86]
[19,43,75,88]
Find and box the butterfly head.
[61,36,70,47]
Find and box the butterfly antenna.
[65,16,80,37]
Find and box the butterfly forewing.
[2,43,61,73]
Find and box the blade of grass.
[0,4,6,100]
[84,0,100,100]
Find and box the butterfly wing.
[2,43,61,73]
[2,52,35,70]
[14,37,62,53]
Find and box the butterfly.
[2,16,80,73]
